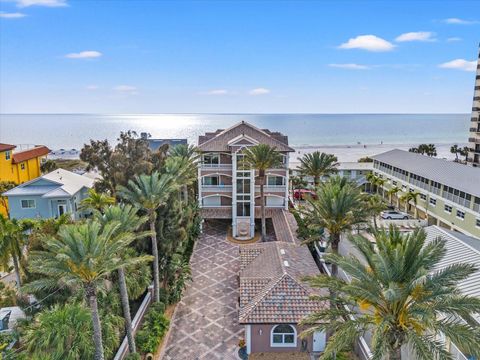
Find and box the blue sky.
[0,0,479,113]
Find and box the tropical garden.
[292,150,480,360]
[0,132,201,360]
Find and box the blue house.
[3,168,95,220]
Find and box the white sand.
[290,142,468,163]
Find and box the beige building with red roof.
[197,121,294,239]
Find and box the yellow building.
[0,143,50,216]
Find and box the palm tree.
[366,173,379,193]
[400,191,419,218]
[26,221,138,360]
[298,151,339,186]
[302,227,480,360]
[364,194,387,230]
[95,204,152,354]
[0,215,27,293]
[242,144,284,241]
[376,178,386,198]
[450,144,460,162]
[80,188,115,212]
[386,186,401,207]
[117,171,176,302]
[302,176,365,277]
[164,155,198,203]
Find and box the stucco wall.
[249,324,314,353]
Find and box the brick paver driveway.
[162,220,242,360]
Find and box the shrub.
[124,353,141,360]
[136,303,170,354]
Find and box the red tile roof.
[0,143,16,152]
[12,146,50,164]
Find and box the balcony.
[469,127,480,133]
[255,185,287,193]
[471,117,479,122]
[469,137,480,144]
[201,185,233,192]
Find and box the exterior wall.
[249,324,314,353]
[373,162,480,238]
[0,149,46,216]
[467,45,480,167]
[8,195,53,219]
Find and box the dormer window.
[5,151,11,160]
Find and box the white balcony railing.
[200,164,232,169]
[201,185,233,192]
[255,185,287,192]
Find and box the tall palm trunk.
[260,172,266,242]
[149,212,161,302]
[85,284,105,360]
[12,253,22,293]
[182,185,188,203]
[390,346,402,360]
[118,267,136,353]
[314,175,319,187]
[396,196,400,209]
[330,232,340,277]
[372,215,378,230]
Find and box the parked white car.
[380,210,409,220]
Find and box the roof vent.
[283,260,289,267]
[280,249,286,255]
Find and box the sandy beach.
[291,142,466,163]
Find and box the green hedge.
[135,302,169,354]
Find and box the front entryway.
[58,204,67,216]
[312,331,326,352]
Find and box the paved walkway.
[162,220,243,360]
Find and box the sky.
[0,0,479,114]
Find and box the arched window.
[271,324,297,347]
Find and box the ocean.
[0,113,471,162]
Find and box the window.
[429,198,436,206]
[5,151,11,160]
[420,194,427,201]
[267,176,284,186]
[271,324,296,347]
[456,210,465,220]
[237,179,251,194]
[203,176,219,186]
[236,202,250,217]
[476,218,480,228]
[203,153,219,166]
[20,163,25,170]
[21,199,36,209]
[444,204,452,214]
[392,181,397,186]
[402,185,407,192]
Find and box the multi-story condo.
[467,44,480,167]
[197,121,294,239]
[372,149,480,238]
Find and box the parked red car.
[293,189,317,200]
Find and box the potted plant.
[238,339,248,360]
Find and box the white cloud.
[202,89,228,95]
[328,63,370,70]
[113,85,137,95]
[249,88,270,95]
[86,85,99,90]
[446,37,462,42]
[65,51,102,59]
[338,35,395,52]
[14,0,67,7]
[395,31,436,42]
[0,12,27,18]
[438,59,476,72]
[443,18,478,25]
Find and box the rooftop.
[0,143,16,152]
[372,149,480,197]
[12,145,50,164]
[198,121,294,153]
[4,168,94,197]
[238,241,326,324]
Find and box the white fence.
[113,285,154,360]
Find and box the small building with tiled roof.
[0,143,50,216]
[239,241,328,354]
